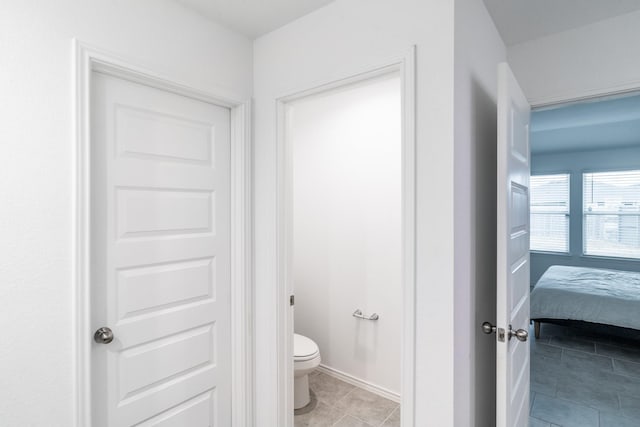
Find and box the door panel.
[497,62,531,427]
[116,189,214,237]
[91,72,230,427]
[135,391,217,427]
[117,258,215,318]
[115,106,214,163]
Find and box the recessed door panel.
[135,391,217,427]
[116,106,214,164]
[118,325,216,400]
[117,257,215,319]
[116,189,214,238]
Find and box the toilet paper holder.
[352,309,379,321]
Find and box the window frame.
[582,167,640,260]
[529,172,572,255]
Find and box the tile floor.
[530,322,640,427]
[294,371,400,427]
[295,322,640,427]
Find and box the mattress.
[530,265,640,330]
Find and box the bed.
[530,265,640,338]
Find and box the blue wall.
[531,146,640,284]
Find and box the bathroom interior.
[287,72,403,426]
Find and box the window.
[583,170,640,259]
[530,174,570,253]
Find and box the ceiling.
[174,0,335,38]
[531,93,640,154]
[177,0,640,43]
[483,0,640,46]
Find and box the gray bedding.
[531,265,640,330]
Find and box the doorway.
[527,91,640,426]
[290,73,401,425]
[74,43,252,427]
[493,63,640,427]
[275,57,416,427]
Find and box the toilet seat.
[294,333,319,362]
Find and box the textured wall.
[0,2,252,425]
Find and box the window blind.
[530,174,570,253]
[583,170,640,259]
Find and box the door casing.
[73,40,253,427]
[274,48,416,427]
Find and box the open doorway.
[288,72,402,426]
[274,57,416,427]
[528,92,640,426]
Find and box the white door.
[90,72,231,427]
[496,62,531,427]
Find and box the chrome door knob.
[481,321,496,335]
[94,327,114,344]
[509,327,528,342]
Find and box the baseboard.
[316,364,400,403]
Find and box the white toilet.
[293,333,321,409]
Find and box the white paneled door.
[496,62,531,427]
[90,72,231,426]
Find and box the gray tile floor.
[294,371,400,427]
[530,322,640,427]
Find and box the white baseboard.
[315,364,400,403]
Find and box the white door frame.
[72,40,253,427]
[274,47,416,426]
[529,80,640,109]
[530,77,640,109]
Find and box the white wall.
[253,0,456,424]
[254,0,506,425]
[291,75,402,395]
[453,0,506,425]
[0,2,252,426]
[0,0,509,424]
[508,10,640,105]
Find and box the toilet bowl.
[293,333,321,409]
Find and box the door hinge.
[290,295,295,306]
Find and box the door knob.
[483,322,527,342]
[509,326,528,342]
[94,327,114,344]
[481,321,496,335]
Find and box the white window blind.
[583,170,640,259]
[530,174,570,253]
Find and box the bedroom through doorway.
[528,91,640,426]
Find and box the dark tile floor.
[530,322,640,427]
[294,371,400,427]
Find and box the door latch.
[290,295,295,306]
[482,322,506,342]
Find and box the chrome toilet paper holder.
[352,309,379,321]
